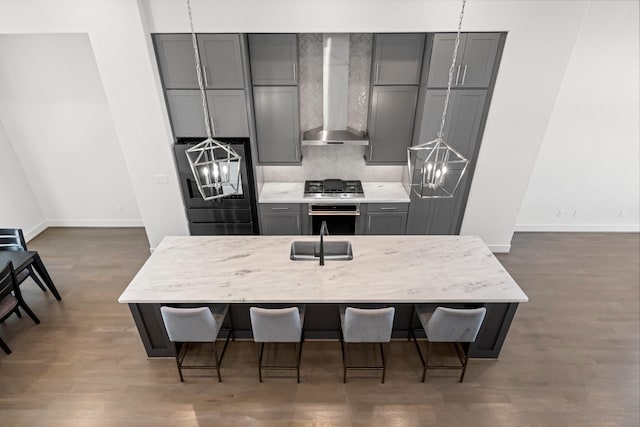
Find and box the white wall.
[0,120,47,240]
[0,34,142,227]
[517,1,640,232]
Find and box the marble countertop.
[259,182,411,204]
[118,235,528,304]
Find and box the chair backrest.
[160,306,220,342]
[0,262,18,300]
[343,307,395,343]
[249,307,302,343]
[0,228,27,252]
[426,307,487,343]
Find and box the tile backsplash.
[260,146,405,182]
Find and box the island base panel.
[128,303,519,359]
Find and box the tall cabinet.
[407,33,503,235]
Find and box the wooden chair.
[0,228,47,292]
[0,261,41,354]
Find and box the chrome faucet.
[319,221,329,266]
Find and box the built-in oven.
[308,204,361,235]
[174,138,258,235]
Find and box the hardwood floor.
[0,228,638,426]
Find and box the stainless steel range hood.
[302,34,369,146]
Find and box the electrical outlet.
[557,209,566,218]
[154,174,168,184]
[572,209,581,218]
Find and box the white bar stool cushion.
[250,306,304,343]
[340,305,395,343]
[160,305,227,342]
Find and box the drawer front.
[187,208,252,223]
[366,203,409,213]
[189,222,255,235]
[261,203,301,214]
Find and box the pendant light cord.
[437,0,467,139]
[186,0,215,139]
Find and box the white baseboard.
[24,221,49,242]
[515,224,640,232]
[47,219,144,227]
[487,244,511,254]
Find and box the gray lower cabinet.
[407,89,488,235]
[372,34,425,85]
[253,86,301,163]
[427,33,500,89]
[259,204,302,235]
[166,90,249,138]
[248,34,298,86]
[368,86,419,164]
[197,34,245,89]
[365,203,409,235]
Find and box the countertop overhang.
[118,235,528,304]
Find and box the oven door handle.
[308,208,360,216]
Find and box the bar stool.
[339,305,395,383]
[160,305,233,382]
[249,306,305,383]
[410,305,486,383]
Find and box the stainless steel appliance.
[303,179,364,199]
[174,138,258,235]
[308,204,361,235]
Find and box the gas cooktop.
[304,179,365,199]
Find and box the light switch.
[154,174,168,184]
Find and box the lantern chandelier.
[184,0,241,201]
[408,0,469,199]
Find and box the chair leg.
[228,310,235,342]
[14,307,22,318]
[18,302,40,325]
[296,339,304,384]
[459,345,470,383]
[380,343,387,384]
[0,336,11,355]
[28,267,47,292]
[421,341,430,383]
[212,341,222,383]
[341,340,347,384]
[174,342,184,382]
[258,343,264,383]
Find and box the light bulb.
[441,166,447,175]
[426,163,433,171]
[202,166,209,176]
[435,169,441,178]
[213,164,219,178]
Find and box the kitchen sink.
[290,241,353,261]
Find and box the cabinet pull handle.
[461,64,468,85]
[295,145,299,159]
[369,145,374,160]
[379,207,397,211]
[203,65,209,87]
[271,207,289,210]
[293,63,297,84]
[375,63,380,83]
[455,65,461,86]
[368,216,372,230]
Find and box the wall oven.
[308,204,361,235]
[174,138,258,235]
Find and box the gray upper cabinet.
[373,34,425,85]
[249,34,298,86]
[406,89,488,235]
[166,90,249,138]
[368,86,419,163]
[365,204,409,235]
[253,86,300,163]
[197,34,245,89]
[427,33,500,88]
[154,34,198,89]
[206,90,249,137]
[260,204,301,235]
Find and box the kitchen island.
[119,235,528,358]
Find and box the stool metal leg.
[258,343,265,383]
[380,343,387,384]
[421,341,430,383]
[212,341,221,382]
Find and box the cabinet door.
[249,34,298,85]
[165,90,207,137]
[368,86,418,163]
[406,90,487,235]
[373,34,425,85]
[457,33,500,88]
[366,213,408,235]
[253,86,300,163]
[154,34,198,89]
[412,89,454,146]
[198,34,245,89]
[260,204,301,235]
[206,90,249,137]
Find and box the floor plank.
[0,228,638,426]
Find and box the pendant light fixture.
[408,0,469,199]
[184,0,242,201]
